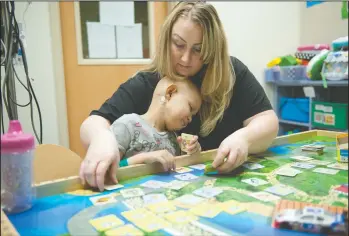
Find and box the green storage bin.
[312,101,348,130]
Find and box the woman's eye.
[175,43,185,49]
[193,47,201,53]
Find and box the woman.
[79,2,279,191]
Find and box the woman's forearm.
[236,110,279,154]
[80,115,112,149]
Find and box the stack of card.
[275,167,302,177]
[301,144,325,155]
[180,133,194,153]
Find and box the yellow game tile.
[89,214,124,232]
[222,200,246,215]
[146,201,176,213]
[133,217,170,233]
[189,203,223,218]
[121,208,157,223]
[67,189,99,196]
[164,210,198,224]
[105,224,144,236]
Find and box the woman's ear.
[165,84,177,101]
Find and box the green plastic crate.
[312,101,348,130]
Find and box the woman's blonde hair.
[144,1,235,137]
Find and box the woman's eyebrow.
[173,34,186,43]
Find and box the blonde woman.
[79,2,279,191]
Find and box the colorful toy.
[336,133,348,163]
[267,55,299,68]
[332,36,348,52]
[321,51,348,81]
[272,199,348,235]
[306,49,330,81]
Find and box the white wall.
[1,2,68,147]
[300,2,348,45]
[210,2,301,107]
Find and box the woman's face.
[171,17,204,77]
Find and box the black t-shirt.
[90,56,272,151]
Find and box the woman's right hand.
[129,150,176,171]
[79,130,120,191]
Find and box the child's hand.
[177,135,201,155]
[129,150,176,171]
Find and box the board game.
[3,130,349,236]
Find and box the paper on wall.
[116,24,143,59]
[99,2,134,26]
[86,22,117,59]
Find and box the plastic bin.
[279,97,310,123]
[265,66,309,82]
[312,101,348,130]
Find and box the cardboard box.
[336,133,348,163]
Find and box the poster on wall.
[306,1,325,8]
[342,0,348,19]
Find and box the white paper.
[99,2,134,26]
[116,24,143,59]
[303,86,315,98]
[86,22,117,59]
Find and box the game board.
[3,130,348,236]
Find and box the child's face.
[164,84,201,131]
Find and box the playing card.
[121,208,156,222]
[140,180,167,189]
[313,168,339,175]
[264,184,294,196]
[89,194,117,206]
[174,194,206,208]
[105,224,144,236]
[241,178,269,187]
[133,216,169,233]
[164,180,189,190]
[89,214,124,232]
[181,133,194,152]
[249,191,281,202]
[275,167,302,177]
[146,201,177,214]
[142,194,168,205]
[188,164,206,170]
[189,202,223,218]
[104,184,124,191]
[307,160,332,166]
[243,162,265,170]
[327,163,348,170]
[193,186,223,198]
[222,200,246,215]
[290,156,314,161]
[122,196,145,210]
[291,162,316,169]
[174,173,198,181]
[164,210,198,224]
[175,167,193,173]
[120,188,144,198]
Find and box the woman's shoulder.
[229,56,249,77]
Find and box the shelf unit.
[267,79,348,134]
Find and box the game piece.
[89,194,117,206]
[192,186,223,199]
[336,134,348,163]
[105,224,144,236]
[189,202,223,218]
[264,184,294,196]
[241,178,269,187]
[146,201,177,214]
[243,162,265,170]
[120,188,144,198]
[203,178,217,187]
[164,180,190,190]
[174,173,198,181]
[181,133,194,152]
[334,184,348,196]
[142,193,168,205]
[122,196,145,210]
[188,164,206,170]
[174,194,206,208]
[121,208,157,222]
[306,160,332,166]
[275,167,302,177]
[272,199,348,235]
[291,162,316,169]
[140,180,167,189]
[327,163,348,170]
[164,210,198,224]
[221,200,246,215]
[290,156,314,161]
[313,168,339,175]
[249,192,281,202]
[175,167,193,173]
[104,184,124,191]
[89,214,124,232]
[133,216,169,233]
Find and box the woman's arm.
[80,115,112,149]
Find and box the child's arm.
[110,121,131,165]
[126,150,176,171]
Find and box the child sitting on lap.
[110,77,202,171]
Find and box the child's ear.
[165,84,177,101]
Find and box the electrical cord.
[1,1,43,143]
[1,39,6,65]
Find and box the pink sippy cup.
[1,120,36,214]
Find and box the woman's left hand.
[211,133,249,173]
